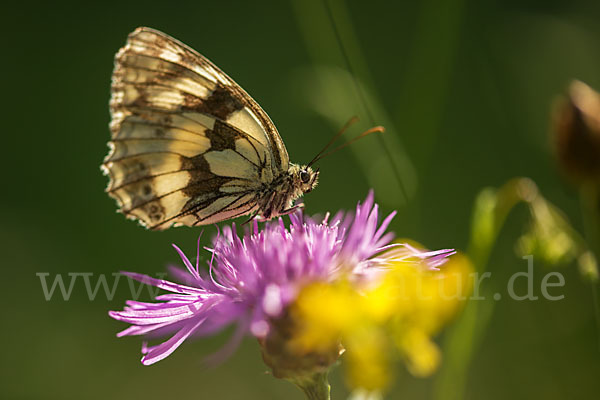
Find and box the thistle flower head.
[108,191,462,395]
[110,192,403,365]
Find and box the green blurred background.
[3,0,600,398]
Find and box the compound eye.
[300,170,310,184]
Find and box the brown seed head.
[554,80,600,184]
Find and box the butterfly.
[102,27,321,230]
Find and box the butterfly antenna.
[307,116,359,167]
[309,125,384,166]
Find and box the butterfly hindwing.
[118,27,289,171]
[104,27,289,229]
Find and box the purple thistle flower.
[109,191,454,365]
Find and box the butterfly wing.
[103,27,290,229]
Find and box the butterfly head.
[290,164,319,194]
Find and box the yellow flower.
[287,247,474,392]
[289,281,360,353]
[344,327,392,391]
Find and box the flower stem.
[579,183,600,352]
[289,372,331,400]
[434,178,537,400]
[591,284,600,352]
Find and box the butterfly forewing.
[104,27,289,229]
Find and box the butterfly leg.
[244,204,301,224]
[278,204,303,217]
[241,210,261,226]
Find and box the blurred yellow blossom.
[517,196,579,266]
[288,248,474,392]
